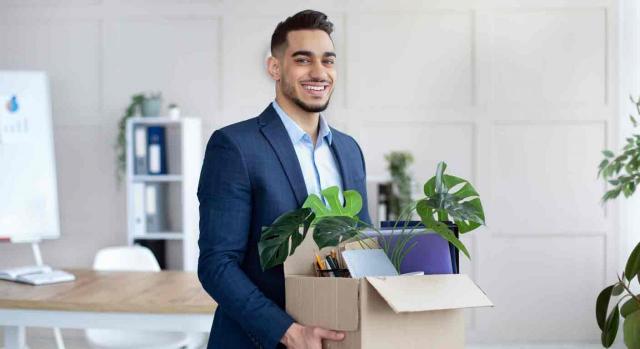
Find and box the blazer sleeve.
[197,129,294,349]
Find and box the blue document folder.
[147,126,167,175]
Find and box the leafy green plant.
[598,96,640,201]
[595,242,640,348]
[258,161,486,272]
[257,208,315,270]
[595,96,640,348]
[416,162,485,258]
[302,186,362,224]
[115,94,144,184]
[385,151,414,218]
[258,187,363,270]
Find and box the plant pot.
[141,97,162,117]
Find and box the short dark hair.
[271,10,334,56]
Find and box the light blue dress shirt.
[272,101,343,203]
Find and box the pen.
[315,253,326,270]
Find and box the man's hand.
[281,322,345,349]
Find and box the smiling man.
[197,10,370,349]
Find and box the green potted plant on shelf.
[258,161,485,272]
[115,93,144,184]
[114,92,165,184]
[596,96,640,349]
[141,92,162,117]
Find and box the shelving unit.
[125,117,202,271]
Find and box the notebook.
[341,249,399,278]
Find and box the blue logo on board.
[6,96,19,113]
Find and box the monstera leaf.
[421,162,485,234]
[259,186,366,270]
[415,161,485,259]
[258,208,314,270]
[302,186,362,224]
[312,216,361,250]
[416,202,470,259]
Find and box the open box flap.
[365,274,493,314]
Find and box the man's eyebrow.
[291,50,337,58]
[291,50,313,57]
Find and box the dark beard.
[292,96,329,113]
[281,75,331,112]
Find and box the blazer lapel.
[259,104,308,206]
[329,131,352,190]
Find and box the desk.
[0,270,217,349]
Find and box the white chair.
[85,246,190,349]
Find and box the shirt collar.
[272,100,333,145]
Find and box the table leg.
[3,326,26,349]
[52,328,65,349]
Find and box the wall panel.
[489,9,606,105]
[489,121,607,235]
[103,17,220,122]
[0,20,102,126]
[347,12,473,108]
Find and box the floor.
[0,328,624,349]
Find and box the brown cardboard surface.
[360,279,465,349]
[285,276,360,331]
[284,229,343,276]
[283,235,493,348]
[284,230,319,276]
[285,274,491,349]
[343,238,380,250]
[365,274,493,313]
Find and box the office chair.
[85,246,190,349]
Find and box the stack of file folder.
[131,125,170,234]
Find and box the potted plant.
[595,96,640,348]
[115,92,167,184]
[141,92,162,117]
[258,161,485,273]
[385,151,414,219]
[115,93,144,184]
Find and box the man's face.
[273,29,336,113]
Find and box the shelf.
[133,232,183,240]
[129,116,195,125]
[132,175,183,182]
[126,116,202,271]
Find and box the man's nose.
[309,60,328,80]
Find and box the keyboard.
[0,265,75,285]
[16,270,76,285]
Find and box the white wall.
[0,0,620,344]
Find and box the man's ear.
[267,55,281,81]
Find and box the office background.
[1,0,639,347]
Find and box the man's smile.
[301,82,331,97]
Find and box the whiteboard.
[0,71,60,242]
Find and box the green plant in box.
[416,162,485,258]
[258,187,363,270]
[258,161,486,273]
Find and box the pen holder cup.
[315,268,351,278]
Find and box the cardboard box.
[284,237,493,349]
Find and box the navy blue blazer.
[197,104,371,349]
